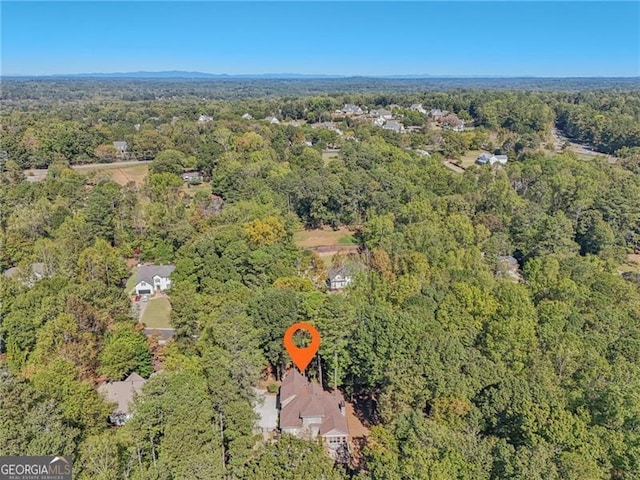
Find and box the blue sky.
[2,1,638,76]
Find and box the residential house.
[98,373,146,426]
[2,262,48,287]
[383,120,405,134]
[264,116,280,125]
[442,114,465,132]
[328,266,353,290]
[113,141,128,158]
[181,171,203,184]
[310,122,344,136]
[476,153,508,166]
[133,264,176,295]
[339,104,364,116]
[242,113,253,120]
[370,109,393,120]
[497,255,522,282]
[410,103,427,114]
[428,109,449,122]
[197,114,213,124]
[279,369,349,456]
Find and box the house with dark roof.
[133,264,176,295]
[279,369,349,456]
[98,373,146,426]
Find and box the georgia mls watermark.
[0,457,72,480]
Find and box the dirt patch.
[346,400,371,469]
[346,401,370,438]
[619,254,640,274]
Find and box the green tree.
[98,323,152,380]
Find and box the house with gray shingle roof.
[328,266,353,290]
[98,372,146,426]
[3,262,48,287]
[340,104,364,116]
[133,264,176,295]
[113,141,128,157]
[382,120,405,133]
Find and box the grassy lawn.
[125,270,138,294]
[293,227,355,249]
[619,254,640,274]
[81,163,149,186]
[180,182,211,197]
[457,150,483,168]
[337,235,356,245]
[322,152,340,165]
[140,297,172,329]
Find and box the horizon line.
[3,71,640,79]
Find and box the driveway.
[252,388,278,435]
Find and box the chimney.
[339,400,346,416]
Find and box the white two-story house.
[133,264,176,295]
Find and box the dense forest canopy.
[1,80,640,479]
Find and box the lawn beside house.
[125,269,138,294]
[140,297,172,329]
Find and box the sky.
[1,1,639,77]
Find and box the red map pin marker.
[284,322,321,371]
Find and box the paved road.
[24,160,152,182]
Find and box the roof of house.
[182,171,202,179]
[279,370,348,436]
[498,255,519,269]
[328,265,352,281]
[144,328,175,343]
[3,262,46,280]
[98,372,146,415]
[135,264,176,285]
[370,109,392,117]
[383,120,404,131]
